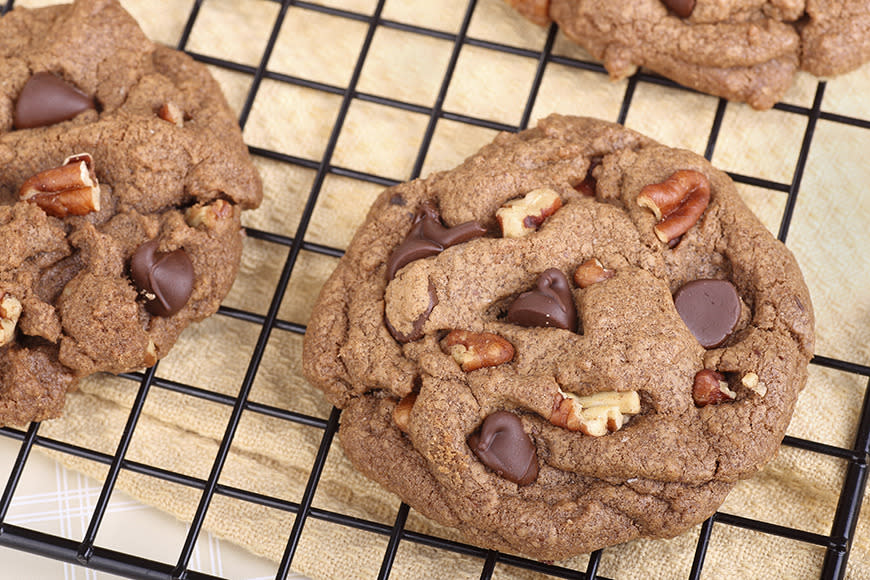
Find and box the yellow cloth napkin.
[18,0,870,578]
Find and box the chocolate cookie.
[303,115,814,560]
[0,0,262,426]
[504,0,870,109]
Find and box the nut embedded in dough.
[18,153,101,218]
[692,369,737,407]
[637,169,710,244]
[158,102,184,127]
[496,188,562,239]
[551,389,641,436]
[392,392,417,434]
[185,199,233,229]
[573,258,614,288]
[443,330,515,372]
[144,339,158,367]
[741,372,767,397]
[0,293,22,347]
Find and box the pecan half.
[443,330,515,372]
[573,258,614,289]
[18,153,101,217]
[551,390,641,436]
[0,292,22,347]
[637,169,710,244]
[692,369,737,406]
[496,188,562,239]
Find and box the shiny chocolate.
[673,278,741,348]
[468,411,538,486]
[386,202,486,279]
[14,72,95,129]
[130,240,194,317]
[507,268,577,332]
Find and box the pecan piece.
[551,390,641,436]
[443,330,515,372]
[18,153,101,218]
[158,102,184,127]
[637,169,710,244]
[393,392,417,434]
[185,199,233,229]
[144,339,159,367]
[741,372,767,397]
[692,369,737,407]
[573,258,614,289]
[496,188,562,239]
[0,292,22,347]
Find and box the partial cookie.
[303,115,814,560]
[0,0,262,426]
[505,0,870,109]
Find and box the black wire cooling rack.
[1,0,868,578]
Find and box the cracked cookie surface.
[303,115,813,560]
[0,0,262,426]
[505,0,870,109]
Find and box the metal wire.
[1,0,868,579]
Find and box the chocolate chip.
[673,279,741,348]
[574,156,601,196]
[14,72,96,130]
[468,411,538,486]
[574,174,596,197]
[130,240,194,317]
[385,279,438,343]
[389,194,406,206]
[386,202,486,279]
[507,268,577,332]
[662,0,695,18]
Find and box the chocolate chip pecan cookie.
[0,0,262,426]
[505,0,870,109]
[303,115,814,560]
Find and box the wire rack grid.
[0,0,868,579]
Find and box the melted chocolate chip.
[574,156,601,196]
[662,0,695,18]
[386,202,486,279]
[130,240,195,317]
[673,279,741,348]
[507,269,577,332]
[14,72,96,129]
[468,411,538,486]
[385,279,438,343]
